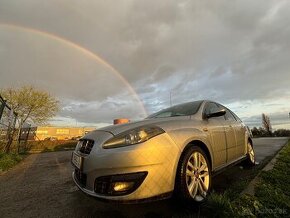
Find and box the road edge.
[241,138,289,196]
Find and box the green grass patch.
[204,192,234,218]
[0,152,26,172]
[250,142,290,217]
[202,141,290,217]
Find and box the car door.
[230,110,247,158]
[222,106,239,161]
[203,102,227,168]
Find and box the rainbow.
[0,23,147,117]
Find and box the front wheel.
[175,146,211,202]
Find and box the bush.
[251,127,290,137]
[0,152,24,171]
[27,140,77,152]
[273,129,290,137]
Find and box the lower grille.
[75,169,87,187]
[95,178,111,195]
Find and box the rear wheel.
[175,146,211,202]
[244,141,255,167]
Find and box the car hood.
[97,116,194,135]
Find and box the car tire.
[244,141,255,167]
[175,146,211,202]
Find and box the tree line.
[251,127,290,137]
[251,113,290,137]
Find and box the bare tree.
[262,113,272,136]
[1,86,59,152]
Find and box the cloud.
[244,111,290,130]
[0,0,290,126]
[58,93,145,124]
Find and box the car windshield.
[147,101,203,118]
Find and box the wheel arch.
[174,140,213,184]
[182,140,213,170]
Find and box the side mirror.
[206,109,226,119]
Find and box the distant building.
[21,126,96,141]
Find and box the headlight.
[103,126,165,149]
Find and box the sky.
[0,0,290,129]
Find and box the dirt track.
[0,138,288,218]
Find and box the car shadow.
[68,163,259,218]
[69,191,201,218]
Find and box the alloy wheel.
[248,142,255,164]
[185,151,210,201]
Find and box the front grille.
[78,139,94,154]
[75,169,87,187]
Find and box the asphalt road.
[0,137,288,218]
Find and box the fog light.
[113,182,134,192]
[94,171,148,196]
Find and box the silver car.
[71,100,255,202]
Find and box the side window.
[204,102,220,115]
[232,111,242,122]
[224,109,236,121]
[204,102,225,120]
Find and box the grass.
[0,152,26,172]
[204,192,234,218]
[0,140,76,172]
[203,141,290,217]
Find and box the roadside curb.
[241,139,289,196]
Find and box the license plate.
[72,152,83,169]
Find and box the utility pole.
[170,91,172,107]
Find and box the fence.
[0,95,17,151]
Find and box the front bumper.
[71,131,180,201]
[72,170,172,203]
